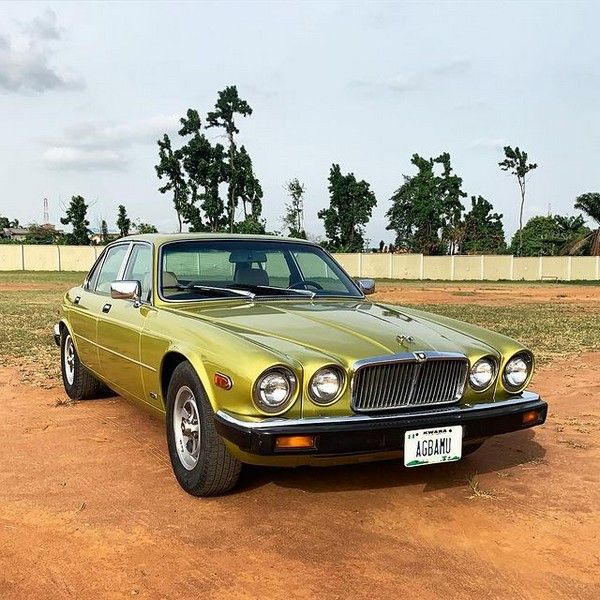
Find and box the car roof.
[116,232,319,246]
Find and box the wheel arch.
[57,318,80,353]
[159,349,216,411]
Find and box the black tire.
[166,361,242,496]
[60,330,105,400]
[462,442,484,457]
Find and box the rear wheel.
[166,361,241,496]
[60,331,105,400]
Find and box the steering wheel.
[288,280,324,291]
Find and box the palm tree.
[574,193,600,255]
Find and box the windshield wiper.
[183,284,255,299]
[229,283,316,299]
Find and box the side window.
[94,244,129,294]
[86,255,104,291]
[124,244,153,301]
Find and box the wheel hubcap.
[64,335,75,385]
[173,386,201,470]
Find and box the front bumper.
[214,392,547,457]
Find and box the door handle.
[102,303,112,313]
[73,296,81,305]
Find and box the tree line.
[2,85,599,256]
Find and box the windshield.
[160,239,362,301]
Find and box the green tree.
[136,222,158,234]
[25,224,62,245]
[499,146,538,256]
[100,219,109,244]
[318,164,377,252]
[513,215,589,256]
[116,205,131,237]
[156,93,261,234]
[233,145,263,220]
[156,134,189,232]
[462,196,506,254]
[282,178,306,238]
[574,192,600,255]
[0,217,20,229]
[60,195,90,245]
[206,86,254,232]
[176,109,228,232]
[386,153,466,255]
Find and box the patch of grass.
[466,474,497,499]
[0,271,86,285]
[0,288,63,380]
[413,303,600,363]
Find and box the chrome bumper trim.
[216,391,541,430]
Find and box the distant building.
[1,223,64,242]
[2,227,29,241]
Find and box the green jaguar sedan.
[54,234,547,496]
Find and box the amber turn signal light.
[275,435,316,450]
[522,410,541,426]
[214,373,233,390]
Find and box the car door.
[96,242,153,401]
[67,244,129,374]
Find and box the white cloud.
[0,10,81,94]
[350,58,471,95]
[43,147,125,171]
[468,137,506,151]
[18,9,62,41]
[59,114,181,150]
[43,114,181,171]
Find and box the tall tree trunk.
[228,133,235,233]
[518,178,526,256]
[591,228,600,256]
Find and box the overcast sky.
[1,0,598,243]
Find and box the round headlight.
[469,357,497,391]
[309,367,344,405]
[253,367,296,414]
[503,353,532,392]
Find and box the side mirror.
[111,280,142,306]
[356,278,376,295]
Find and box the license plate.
[404,426,463,467]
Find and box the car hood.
[173,299,505,365]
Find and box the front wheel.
[60,331,105,400]
[166,361,241,496]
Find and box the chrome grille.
[351,353,468,412]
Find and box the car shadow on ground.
[235,430,546,495]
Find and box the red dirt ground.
[1,349,599,599]
[373,282,600,305]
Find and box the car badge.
[413,351,427,362]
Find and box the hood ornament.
[396,334,415,347]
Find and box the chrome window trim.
[88,242,132,296]
[84,248,108,290]
[121,240,155,306]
